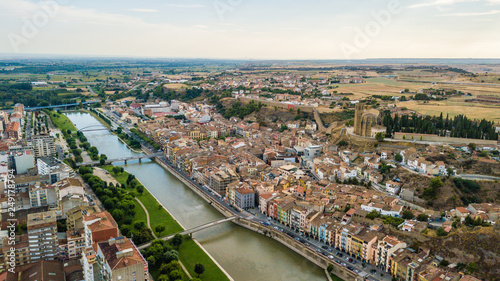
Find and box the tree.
[327,264,333,273]
[136,185,144,194]
[436,227,448,237]
[468,143,476,152]
[194,263,205,277]
[338,140,348,147]
[168,270,182,281]
[171,234,183,249]
[417,214,428,222]
[402,210,414,220]
[375,132,385,142]
[395,153,403,162]
[155,225,166,236]
[366,210,381,220]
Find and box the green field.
[102,165,184,237]
[45,109,77,132]
[178,238,230,281]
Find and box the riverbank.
[68,110,328,281]
[100,167,232,281]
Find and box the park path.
[135,198,158,239]
[134,198,193,278]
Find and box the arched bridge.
[137,216,238,250]
[76,153,163,167]
[78,124,110,132]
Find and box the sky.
[1,0,500,59]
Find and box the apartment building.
[83,211,119,250]
[27,211,59,262]
[32,135,56,158]
[375,236,407,273]
[96,236,149,281]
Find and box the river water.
[66,112,326,281]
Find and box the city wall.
[239,97,316,113]
[393,132,498,145]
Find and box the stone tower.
[353,104,376,137]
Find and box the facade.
[27,211,59,262]
[83,211,119,249]
[375,236,407,273]
[96,237,148,281]
[13,151,35,174]
[37,157,74,183]
[353,104,378,137]
[32,135,56,158]
[234,188,255,210]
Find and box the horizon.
[1,0,500,60]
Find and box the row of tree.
[383,112,498,140]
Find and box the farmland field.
[401,99,500,123]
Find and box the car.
[347,266,354,271]
[322,245,329,250]
[354,269,359,273]
[304,242,310,246]
[267,217,271,221]
[328,255,334,260]
[315,249,321,253]
[295,237,300,241]
[370,269,377,274]
[341,262,347,267]
[348,258,354,263]
[273,226,279,230]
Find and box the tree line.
[383,112,498,140]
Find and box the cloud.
[193,24,208,28]
[439,9,500,15]
[409,0,479,8]
[127,8,159,13]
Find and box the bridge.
[25,101,99,111]
[78,124,111,132]
[137,216,238,250]
[76,152,163,166]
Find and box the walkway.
[135,198,157,239]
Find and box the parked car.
[328,255,334,260]
[322,245,329,250]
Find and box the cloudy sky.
[1,0,499,59]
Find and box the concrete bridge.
[76,153,163,167]
[137,216,238,250]
[25,101,99,111]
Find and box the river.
[66,112,326,281]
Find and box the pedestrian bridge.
[76,153,163,167]
[137,216,238,250]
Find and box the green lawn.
[131,199,148,223]
[45,109,77,132]
[102,165,184,237]
[102,166,229,281]
[178,238,230,281]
